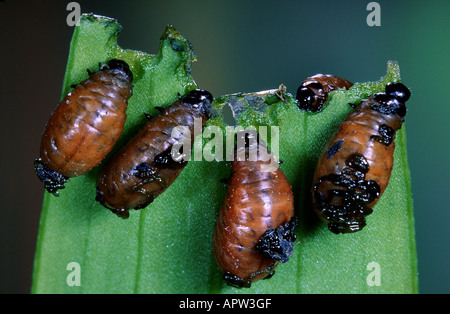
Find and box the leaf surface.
[32,14,417,294]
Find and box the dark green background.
[0,0,448,293]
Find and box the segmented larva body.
[312,83,410,233]
[296,74,353,112]
[35,59,133,196]
[95,89,213,219]
[214,133,297,288]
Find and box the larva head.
[182,89,213,117]
[372,82,410,118]
[103,59,133,82]
[296,74,353,112]
[296,81,326,112]
[385,82,411,103]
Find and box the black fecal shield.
[313,154,381,234]
[34,159,69,196]
[223,272,252,289]
[255,217,298,262]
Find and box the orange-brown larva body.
[312,83,410,233]
[34,59,133,195]
[296,74,353,112]
[213,135,297,288]
[95,89,213,219]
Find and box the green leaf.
[32,14,417,294]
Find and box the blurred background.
[0,0,448,293]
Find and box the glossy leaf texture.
[32,14,417,293]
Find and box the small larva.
[95,89,213,219]
[213,131,297,288]
[296,74,353,112]
[34,59,133,196]
[312,82,411,233]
